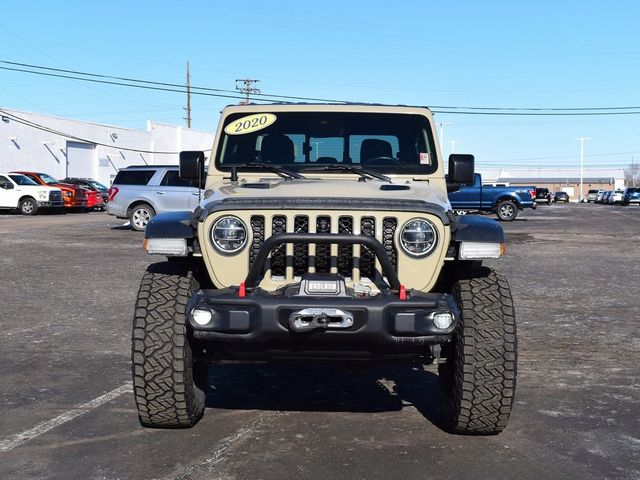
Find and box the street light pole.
[575,137,590,202]
[438,122,452,155]
[448,140,458,155]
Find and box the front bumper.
[37,200,64,208]
[63,198,88,208]
[187,288,460,358]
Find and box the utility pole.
[235,79,260,104]
[575,137,590,202]
[184,62,191,128]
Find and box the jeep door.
[152,170,199,212]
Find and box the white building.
[0,108,214,186]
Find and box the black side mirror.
[448,154,475,185]
[0,182,14,190]
[179,151,205,181]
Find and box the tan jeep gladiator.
[132,104,517,435]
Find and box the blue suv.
[623,187,640,206]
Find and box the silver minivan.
[107,165,203,231]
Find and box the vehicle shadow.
[110,223,134,231]
[204,362,443,428]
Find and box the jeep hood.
[208,178,451,210]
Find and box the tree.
[624,161,640,187]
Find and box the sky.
[1,0,639,180]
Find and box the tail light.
[529,189,536,200]
[108,187,119,202]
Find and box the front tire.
[132,261,206,428]
[496,200,518,221]
[19,197,38,215]
[439,266,517,435]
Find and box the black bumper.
[187,288,460,358]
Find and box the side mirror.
[179,151,205,181]
[0,181,14,190]
[448,154,475,185]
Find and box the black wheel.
[132,261,207,428]
[495,200,517,221]
[129,203,155,231]
[439,266,517,435]
[19,197,38,215]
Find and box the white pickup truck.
[0,173,64,215]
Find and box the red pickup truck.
[11,171,103,211]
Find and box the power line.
[0,60,346,103]
[4,59,640,115]
[0,65,262,102]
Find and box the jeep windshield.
[216,112,437,176]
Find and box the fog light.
[433,312,453,330]
[192,308,213,326]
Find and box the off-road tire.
[19,197,38,215]
[495,200,518,221]
[132,261,206,428]
[439,266,517,435]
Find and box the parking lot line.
[0,382,133,454]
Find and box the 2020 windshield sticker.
[224,113,277,135]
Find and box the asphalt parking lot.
[1,204,639,480]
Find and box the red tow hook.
[399,284,407,301]
[238,282,246,298]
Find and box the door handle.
[155,191,165,195]
[191,193,199,196]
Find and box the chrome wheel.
[500,204,514,217]
[19,198,37,215]
[130,205,154,231]
[496,200,517,221]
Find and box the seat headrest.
[360,139,392,164]
[261,134,295,163]
[316,156,338,164]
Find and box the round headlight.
[211,216,247,254]
[400,218,438,257]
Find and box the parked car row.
[591,188,639,205]
[534,187,570,204]
[1,163,201,226]
[0,171,108,215]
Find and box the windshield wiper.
[300,165,391,182]
[232,162,305,180]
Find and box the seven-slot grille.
[49,190,62,202]
[249,214,398,282]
